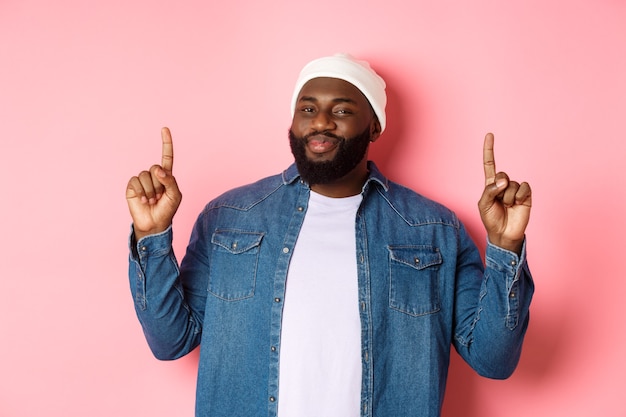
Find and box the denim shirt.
[129,162,533,417]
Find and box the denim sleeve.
[128,225,204,360]
[453,226,534,379]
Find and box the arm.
[128,226,205,359]
[453,133,534,378]
[126,128,202,359]
[453,224,534,378]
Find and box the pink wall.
[1,1,625,415]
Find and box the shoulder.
[388,181,459,226]
[365,165,459,227]
[204,165,299,212]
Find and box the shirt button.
[511,260,517,266]
[269,396,276,402]
[282,247,289,254]
[271,346,276,352]
[274,298,281,303]
[297,206,304,212]
[140,246,147,252]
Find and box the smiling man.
[126,53,534,417]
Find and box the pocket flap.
[388,246,442,270]
[211,229,264,254]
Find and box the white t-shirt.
[278,191,363,417]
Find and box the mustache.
[302,130,345,142]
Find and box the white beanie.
[291,53,387,132]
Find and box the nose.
[311,111,336,131]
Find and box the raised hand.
[477,133,532,254]
[126,127,183,240]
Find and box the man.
[126,53,534,417]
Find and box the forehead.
[297,77,370,106]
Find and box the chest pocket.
[388,245,442,316]
[208,229,264,301]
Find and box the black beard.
[288,127,372,186]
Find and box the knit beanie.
[291,53,387,132]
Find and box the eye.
[334,108,353,116]
[299,106,315,113]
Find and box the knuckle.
[138,170,151,180]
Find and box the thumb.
[478,177,507,210]
[153,166,182,204]
[153,165,175,187]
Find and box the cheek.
[290,117,307,134]
[339,121,367,137]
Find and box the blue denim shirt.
[129,162,533,417]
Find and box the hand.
[126,127,183,240]
[477,133,532,254]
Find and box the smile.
[306,135,340,154]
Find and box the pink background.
[2,1,625,416]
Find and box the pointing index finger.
[483,132,496,186]
[161,127,174,174]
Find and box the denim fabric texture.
[129,162,534,417]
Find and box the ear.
[369,117,382,142]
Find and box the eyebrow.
[298,96,358,105]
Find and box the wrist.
[133,224,171,241]
[487,235,524,255]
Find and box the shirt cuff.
[128,224,173,261]
[485,237,527,276]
